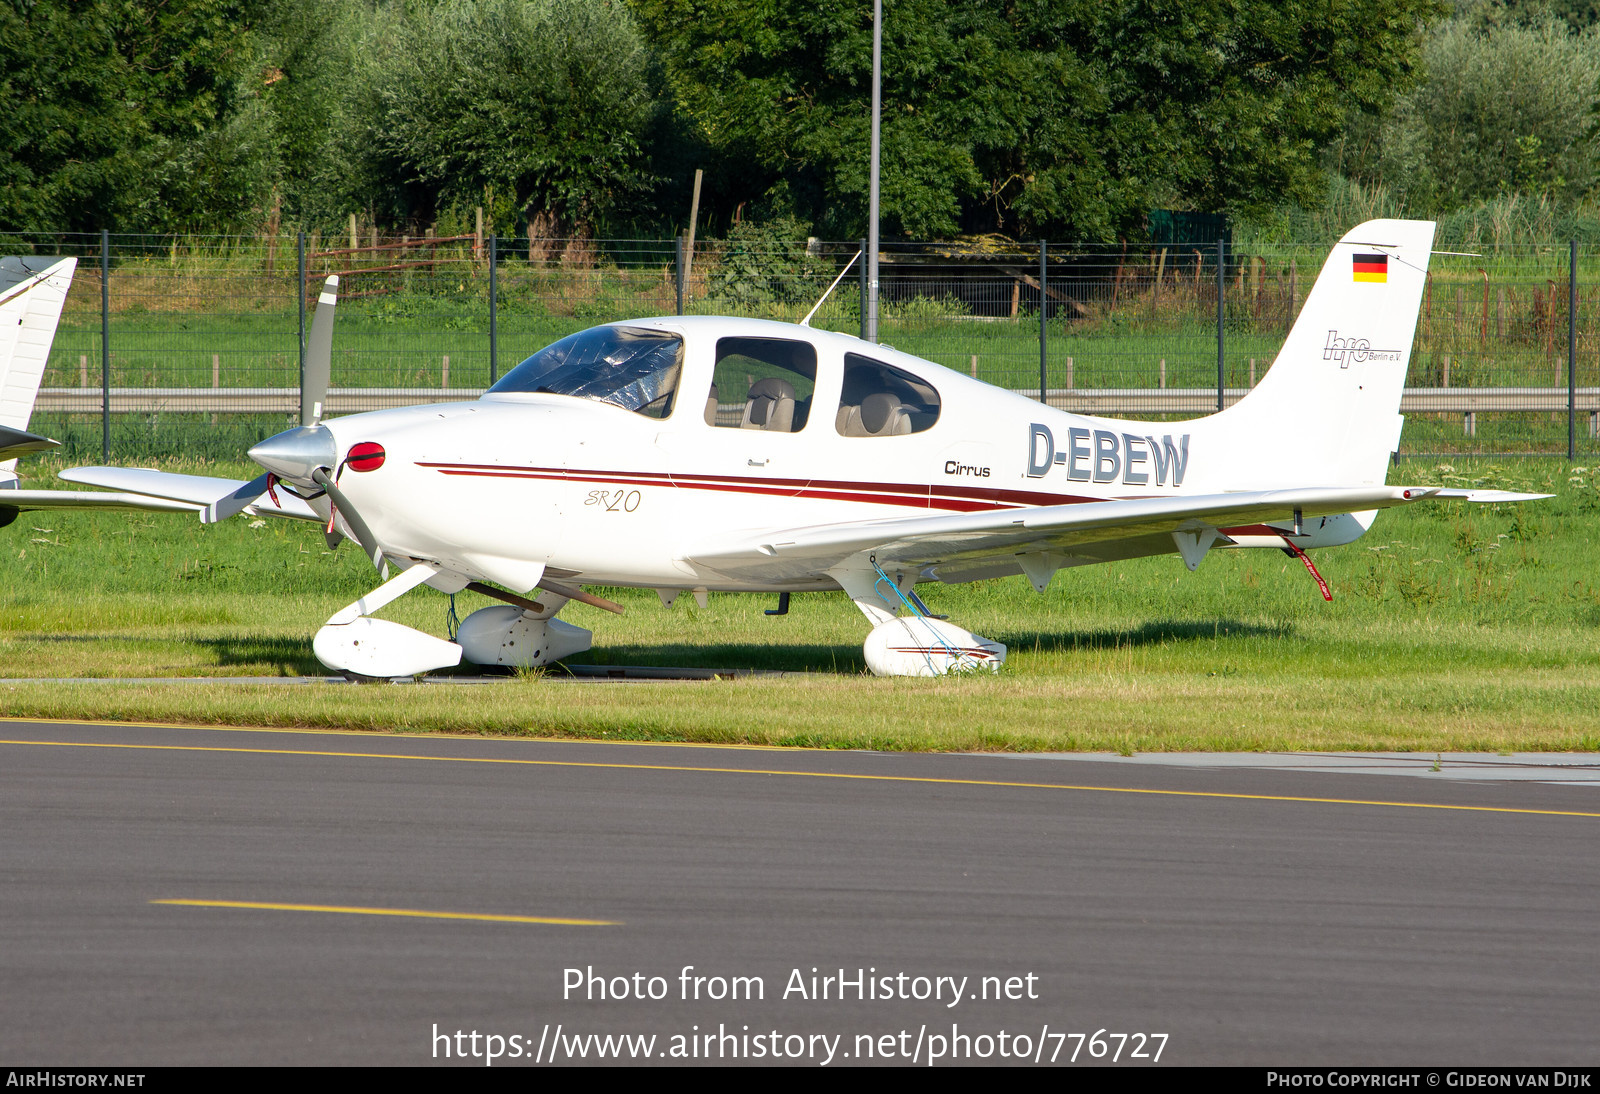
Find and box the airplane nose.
[249,424,337,484]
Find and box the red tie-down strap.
[326,460,347,535]
[1280,536,1333,602]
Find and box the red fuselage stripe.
[886,648,998,658]
[417,462,1098,512]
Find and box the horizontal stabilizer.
[0,425,59,461]
[1430,489,1553,503]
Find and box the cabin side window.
[836,353,941,437]
[706,337,818,432]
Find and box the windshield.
[487,326,683,417]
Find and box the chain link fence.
[6,231,1596,461]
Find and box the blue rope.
[445,593,461,642]
[870,557,921,617]
[869,556,967,673]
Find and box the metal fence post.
[489,233,499,385]
[1570,238,1578,460]
[100,229,109,463]
[297,231,307,424]
[1039,240,1048,404]
[859,238,869,340]
[1216,237,1226,412]
[675,234,685,316]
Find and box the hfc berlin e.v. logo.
[1324,330,1401,368]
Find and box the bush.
[705,217,834,310]
[1374,16,1600,212]
[361,0,658,237]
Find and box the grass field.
[3,454,1596,752]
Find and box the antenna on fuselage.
[799,249,863,328]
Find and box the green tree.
[635,0,1441,241]
[0,0,276,233]
[1345,15,1600,211]
[361,0,659,238]
[253,0,375,231]
[1449,0,1600,32]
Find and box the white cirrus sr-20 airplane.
[2,220,1548,678]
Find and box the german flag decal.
[1352,253,1388,283]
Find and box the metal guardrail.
[37,387,481,414]
[1043,388,1600,437]
[38,386,1600,437]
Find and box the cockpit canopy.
[486,325,682,418]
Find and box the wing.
[0,489,201,516]
[683,485,1440,584]
[0,467,320,521]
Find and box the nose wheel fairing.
[313,616,464,678]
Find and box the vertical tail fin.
[0,256,77,484]
[1214,219,1434,487]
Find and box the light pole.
[866,0,881,343]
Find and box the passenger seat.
[858,392,912,436]
[741,377,796,432]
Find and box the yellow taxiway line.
[4,736,1598,819]
[151,898,616,926]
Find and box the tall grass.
[1237,176,1600,251]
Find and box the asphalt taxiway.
[2,718,1596,1065]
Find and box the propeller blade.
[311,467,385,577]
[301,274,339,427]
[200,472,273,525]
